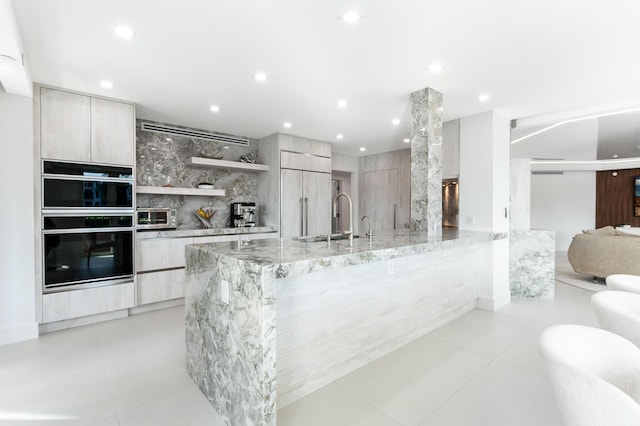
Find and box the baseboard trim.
[0,322,39,346]
[129,298,184,315]
[477,292,511,311]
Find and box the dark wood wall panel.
[596,168,640,228]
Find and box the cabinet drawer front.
[137,269,185,305]
[136,237,193,271]
[42,281,134,323]
[281,151,331,173]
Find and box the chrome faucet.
[361,216,373,238]
[333,192,353,246]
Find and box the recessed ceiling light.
[478,93,490,102]
[337,100,348,108]
[209,105,220,112]
[283,122,292,128]
[359,147,366,152]
[403,138,410,143]
[100,80,114,89]
[427,63,444,73]
[254,72,268,82]
[336,134,344,140]
[391,118,401,125]
[114,25,135,40]
[223,146,230,149]
[341,11,362,24]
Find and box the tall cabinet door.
[303,171,331,236]
[360,171,377,230]
[376,169,399,230]
[91,98,135,166]
[40,87,91,162]
[281,169,303,238]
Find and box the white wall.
[0,90,37,344]
[531,172,595,251]
[459,111,511,311]
[511,117,598,251]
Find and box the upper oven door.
[42,161,134,210]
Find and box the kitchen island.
[185,229,501,425]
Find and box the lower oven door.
[43,215,134,292]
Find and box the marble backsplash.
[136,120,260,229]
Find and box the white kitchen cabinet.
[38,85,135,166]
[137,269,186,305]
[136,236,193,271]
[135,233,276,306]
[90,97,135,165]
[281,169,331,238]
[40,87,92,162]
[42,281,135,323]
[361,169,399,231]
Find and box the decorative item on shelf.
[198,182,215,189]
[194,207,217,228]
[160,175,174,187]
[239,153,256,163]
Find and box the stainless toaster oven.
[136,208,177,230]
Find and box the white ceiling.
[9,0,640,156]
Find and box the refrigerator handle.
[305,197,309,236]
[300,197,304,236]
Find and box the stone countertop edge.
[186,229,503,277]
[136,226,277,240]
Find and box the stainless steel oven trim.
[41,218,135,293]
[42,173,134,183]
[43,276,134,294]
[43,227,134,235]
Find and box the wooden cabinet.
[90,97,135,165]
[361,169,399,231]
[38,86,135,166]
[281,169,331,238]
[135,233,276,305]
[42,281,135,323]
[40,87,91,162]
[258,133,333,238]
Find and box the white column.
[0,90,38,344]
[459,111,511,311]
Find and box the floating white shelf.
[136,186,225,197]
[185,157,269,172]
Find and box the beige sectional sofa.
[567,226,640,278]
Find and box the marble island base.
[184,229,500,425]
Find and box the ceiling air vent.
[140,122,249,146]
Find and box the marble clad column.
[410,87,443,233]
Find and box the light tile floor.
[0,282,596,425]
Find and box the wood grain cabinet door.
[303,171,332,236]
[281,169,304,238]
[40,87,91,162]
[91,98,135,165]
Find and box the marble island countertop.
[136,225,276,239]
[189,228,503,273]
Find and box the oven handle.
[42,227,134,235]
[42,173,134,183]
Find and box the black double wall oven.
[42,161,135,292]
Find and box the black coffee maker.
[231,202,256,227]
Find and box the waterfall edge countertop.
[188,228,503,270]
[185,227,507,426]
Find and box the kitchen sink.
[296,233,359,242]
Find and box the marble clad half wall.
[136,120,260,228]
[410,87,443,233]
